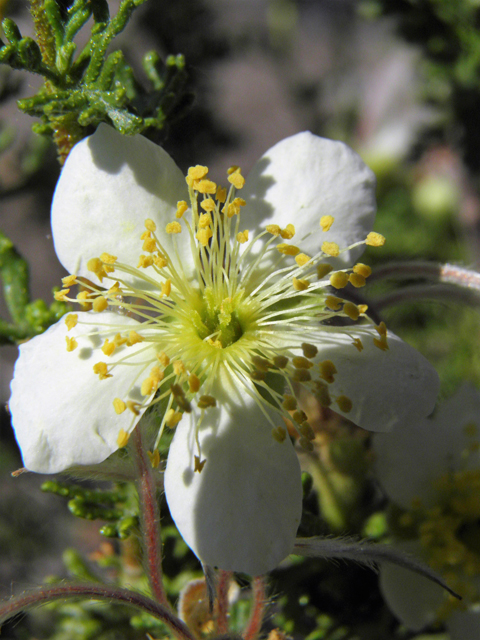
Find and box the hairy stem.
[0,583,196,640]
[369,261,480,291]
[216,570,232,634]
[243,577,266,640]
[131,426,169,607]
[373,283,480,311]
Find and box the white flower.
[10,124,439,575]
[374,385,480,638]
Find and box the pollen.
[194,456,207,473]
[198,395,217,409]
[216,186,227,203]
[281,224,295,239]
[330,272,349,288]
[195,179,217,194]
[64,314,78,330]
[143,237,157,253]
[165,408,183,428]
[145,219,156,232]
[343,302,360,321]
[373,336,389,351]
[200,198,216,212]
[228,170,245,189]
[295,253,311,267]
[187,165,209,182]
[317,263,333,279]
[148,449,160,468]
[319,360,337,383]
[336,395,353,413]
[325,295,342,311]
[173,360,186,375]
[349,273,366,288]
[155,254,168,268]
[138,255,154,268]
[113,398,126,414]
[126,401,141,415]
[127,330,144,346]
[358,304,368,314]
[292,356,313,369]
[273,355,289,368]
[100,253,117,264]
[282,395,297,411]
[189,373,201,393]
[93,362,111,379]
[237,230,249,244]
[352,338,363,352]
[54,288,70,301]
[266,224,281,236]
[293,277,309,291]
[161,279,172,297]
[157,352,170,367]
[302,343,318,359]
[117,429,130,448]
[320,215,334,232]
[321,241,340,257]
[166,221,182,234]
[272,426,287,443]
[366,232,386,247]
[198,213,212,228]
[353,263,372,278]
[197,227,213,247]
[101,339,116,356]
[62,274,77,286]
[176,201,188,218]
[65,336,78,351]
[277,243,300,256]
[93,296,108,313]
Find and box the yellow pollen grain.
[325,295,342,311]
[216,186,227,203]
[272,426,287,443]
[295,253,311,267]
[353,263,372,278]
[201,198,216,212]
[114,333,127,346]
[148,449,160,468]
[141,230,151,240]
[293,369,311,382]
[266,224,281,236]
[100,253,117,264]
[336,395,353,413]
[188,165,209,181]
[93,296,108,313]
[141,377,156,397]
[143,237,157,253]
[233,197,246,207]
[343,302,360,321]
[293,410,307,424]
[330,272,349,289]
[281,224,295,240]
[196,179,217,194]
[161,279,172,297]
[293,277,309,291]
[252,355,270,372]
[366,232,386,247]
[138,255,154,268]
[198,395,217,409]
[198,213,212,228]
[117,429,130,448]
[62,274,77,286]
[321,241,340,257]
[165,408,183,428]
[358,304,368,314]
[376,321,387,337]
[108,281,121,294]
[173,360,186,375]
[194,456,207,473]
[189,374,201,393]
[127,330,144,346]
[93,362,111,379]
[65,314,78,330]
[102,339,116,356]
[319,360,337,383]
[320,215,334,232]
[273,355,289,369]
[145,219,156,232]
[228,171,245,189]
[227,165,239,175]
[277,243,300,256]
[282,395,297,411]
[197,227,213,247]
[300,423,315,440]
[154,254,168,268]
[76,291,92,310]
[226,202,241,218]
[299,437,314,452]
[349,273,366,288]
[166,221,182,234]
[302,343,318,359]
[373,336,389,351]
[176,200,188,218]
[157,352,170,367]
[65,336,78,352]
[237,230,249,244]
[317,263,333,279]
[352,338,363,352]
[113,398,126,414]
[54,289,70,301]
[127,401,141,416]
[292,356,314,369]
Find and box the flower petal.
[310,326,439,432]
[164,386,302,575]
[52,124,191,285]
[447,607,480,640]
[379,541,445,632]
[374,384,480,509]
[241,132,377,267]
[9,312,155,473]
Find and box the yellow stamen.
[352,338,363,352]
[93,296,108,313]
[336,395,353,413]
[197,227,213,246]
[317,263,333,279]
[117,429,130,448]
[62,274,77,286]
[216,186,227,203]
[65,314,78,330]
[325,295,342,311]
[321,241,340,257]
[282,395,297,411]
[93,362,112,379]
[319,360,337,383]
[138,255,154,268]
[228,171,245,189]
[366,232,386,247]
[161,279,172,297]
[148,449,161,468]
[113,398,126,414]
[198,213,212,228]
[280,224,295,239]
[100,253,117,264]
[295,253,311,267]
[195,179,217,194]
[54,289,70,301]
[266,224,281,236]
[165,408,183,428]
[302,343,318,359]
[189,374,201,393]
[277,243,300,256]
[343,302,360,321]
[293,277,309,291]
[320,215,334,232]
[102,339,116,356]
[65,336,78,352]
[166,221,182,234]
[353,263,372,278]
[349,273,366,288]
[176,201,188,218]
[272,426,287,443]
[200,198,216,212]
[329,272,349,289]
[237,230,249,244]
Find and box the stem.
[0,583,196,640]
[369,261,480,291]
[216,570,232,634]
[243,577,266,640]
[373,283,480,312]
[29,0,56,67]
[131,426,169,607]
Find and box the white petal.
[241,132,377,267]
[164,386,302,575]
[311,326,439,432]
[447,607,480,640]
[52,124,191,285]
[379,541,445,631]
[9,312,156,473]
[374,384,480,509]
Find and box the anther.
[173,360,186,375]
[198,395,217,409]
[293,410,308,424]
[64,314,78,330]
[315,381,332,407]
[300,423,315,440]
[93,296,108,313]
[292,356,313,369]
[165,409,183,428]
[93,362,112,380]
[228,170,245,189]
[189,374,201,392]
[194,456,207,473]
[117,429,130,448]
[65,336,78,352]
[252,356,270,372]
[100,253,117,265]
[266,224,281,236]
[343,302,360,321]
[148,450,160,468]
[161,279,172,297]
[320,215,334,232]
[282,395,297,411]
[272,426,287,443]
[329,272,349,288]
[319,360,337,383]
[113,398,126,414]
[280,224,295,239]
[200,198,216,212]
[302,343,318,359]
[273,355,289,369]
[336,395,353,413]
[127,331,144,346]
[321,242,340,257]
[295,253,311,267]
[62,274,77,286]
[317,263,333,279]
[54,288,70,301]
[325,295,342,311]
[352,337,363,352]
[277,243,300,256]
[195,179,217,194]
[157,352,170,367]
[138,255,154,268]
[365,232,385,247]
[145,219,156,232]
[187,165,209,182]
[348,273,366,288]
[176,201,188,218]
[102,339,116,356]
[143,237,157,253]
[293,277,309,291]
[293,369,311,382]
[237,230,249,244]
[197,228,213,246]
[353,263,372,278]
[166,221,182,234]
[216,186,227,203]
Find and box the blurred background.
[2,1,480,638]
